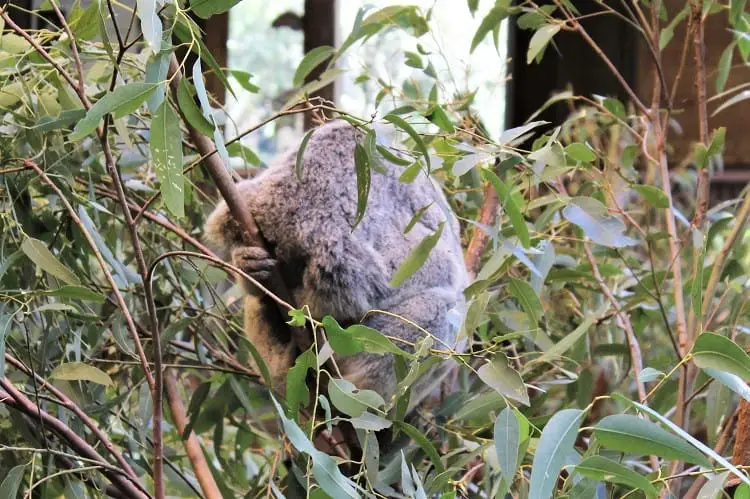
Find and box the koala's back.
[221,121,467,320]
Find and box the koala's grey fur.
[205,120,468,411]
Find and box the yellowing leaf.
[50,362,113,386]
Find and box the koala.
[205,120,468,411]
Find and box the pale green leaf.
[150,100,184,218]
[21,238,80,285]
[529,409,583,499]
[50,362,114,386]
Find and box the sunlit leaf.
[527,24,560,64]
[293,46,334,86]
[190,0,243,19]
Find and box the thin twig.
[24,160,154,389]
[5,354,140,483]
[0,381,149,499]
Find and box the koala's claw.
[231,246,277,282]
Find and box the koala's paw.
[231,246,276,282]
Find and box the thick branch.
[165,55,307,351]
[164,370,222,499]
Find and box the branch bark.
[164,370,222,499]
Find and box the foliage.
[0,0,749,498]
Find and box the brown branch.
[164,370,222,499]
[464,182,499,278]
[689,2,710,229]
[4,354,140,482]
[49,0,85,98]
[702,192,750,329]
[165,54,308,351]
[0,380,149,499]
[554,1,650,117]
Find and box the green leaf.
[565,143,596,163]
[286,349,316,418]
[507,278,542,326]
[384,113,431,169]
[190,0,243,19]
[427,105,455,133]
[399,161,422,183]
[529,409,583,499]
[389,222,444,287]
[692,332,750,380]
[33,109,86,132]
[136,0,163,53]
[394,421,446,474]
[477,352,529,406]
[21,238,80,285]
[712,89,750,116]
[697,471,729,499]
[471,4,510,53]
[495,407,521,486]
[659,6,688,50]
[322,316,411,358]
[328,378,385,417]
[353,143,372,229]
[594,414,710,467]
[229,70,260,93]
[50,362,114,386]
[173,16,234,97]
[716,43,735,93]
[633,185,670,209]
[703,368,750,402]
[151,100,185,218]
[404,203,433,234]
[575,456,657,498]
[0,314,12,378]
[0,465,26,498]
[563,197,637,248]
[707,127,727,157]
[295,128,316,180]
[404,51,423,68]
[639,367,664,382]
[603,97,627,120]
[537,302,608,364]
[270,397,359,498]
[176,78,214,137]
[526,24,560,64]
[482,169,530,248]
[350,412,392,431]
[70,83,157,141]
[630,400,750,487]
[293,46,334,86]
